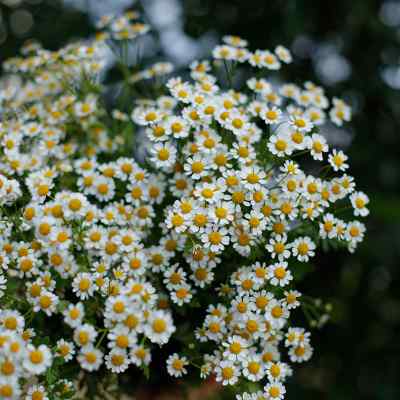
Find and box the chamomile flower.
[184,155,209,180]
[247,78,271,94]
[289,115,313,133]
[242,354,265,382]
[268,134,293,157]
[0,310,24,333]
[107,325,136,351]
[268,262,293,287]
[213,45,236,61]
[72,273,96,300]
[63,302,85,328]
[261,106,282,125]
[25,385,48,400]
[350,191,369,217]
[209,200,235,225]
[222,335,249,362]
[105,348,130,373]
[105,295,131,322]
[201,225,230,253]
[136,108,162,126]
[291,236,316,262]
[330,98,352,126]
[145,310,175,345]
[266,300,289,330]
[264,381,286,399]
[166,353,189,377]
[129,344,151,367]
[33,291,59,316]
[204,315,226,341]
[73,324,98,347]
[266,234,291,261]
[284,290,301,310]
[215,360,240,385]
[23,344,52,375]
[345,221,366,245]
[328,149,349,172]
[319,213,337,239]
[262,51,281,70]
[77,344,103,371]
[275,45,292,63]
[150,143,177,169]
[190,265,214,288]
[56,339,75,362]
[288,342,313,363]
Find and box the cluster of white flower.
[0,11,368,400]
[95,11,150,41]
[0,311,56,399]
[131,38,368,398]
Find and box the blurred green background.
[1,0,399,399]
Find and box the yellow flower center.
[246,320,258,333]
[248,361,260,374]
[1,360,15,376]
[295,346,305,356]
[116,336,129,348]
[171,122,183,133]
[152,319,166,333]
[256,296,268,310]
[30,350,44,364]
[275,139,287,151]
[297,243,309,255]
[194,214,208,227]
[269,386,281,398]
[145,111,157,122]
[78,332,89,345]
[37,184,49,196]
[208,232,222,245]
[274,267,286,279]
[39,295,52,309]
[209,322,220,333]
[271,306,283,318]
[97,183,109,195]
[32,391,44,400]
[113,301,125,314]
[157,149,170,161]
[215,207,227,219]
[39,223,51,236]
[355,198,365,208]
[171,214,184,227]
[79,278,91,291]
[270,364,281,378]
[176,288,188,299]
[246,173,259,184]
[229,342,242,354]
[0,385,13,397]
[232,118,244,129]
[191,161,204,173]
[221,366,234,379]
[4,317,17,330]
[85,352,97,364]
[201,188,214,199]
[274,242,285,254]
[69,198,82,211]
[241,279,254,290]
[294,118,306,128]
[172,358,184,370]
[291,131,304,144]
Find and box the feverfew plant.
[0,11,368,400]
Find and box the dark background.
[1,0,399,399]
